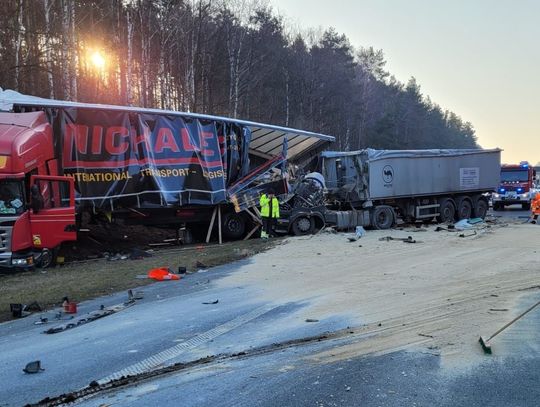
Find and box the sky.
[270,0,540,165]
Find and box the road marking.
[98,304,275,384]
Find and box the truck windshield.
[0,180,25,215]
[500,170,528,183]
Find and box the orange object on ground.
[148,267,180,281]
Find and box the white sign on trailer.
[460,167,480,188]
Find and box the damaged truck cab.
[277,149,501,234]
[0,112,76,270]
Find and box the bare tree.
[43,0,55,98]
[14,0,24,90]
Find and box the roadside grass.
[0,239,278,323]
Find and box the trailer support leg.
[244,223,261,240]
[218,205,222,245]
[206,206,218,243]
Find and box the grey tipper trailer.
[318,148,501,229]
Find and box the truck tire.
[222,213,246,239]
[291,216,315,236]
[455,197,473,220]
[522,203,531,211]
[370,206,395,230]
[36,248,56,268]
[436,198,456,223]
[474,198,489,219]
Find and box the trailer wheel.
[474,198,489,219]
[456,197,473,220]
[222,213,246,239]
[436,198,456,223]
[291,216,315,236]
[371,206,394,230]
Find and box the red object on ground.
[148,267,180,281]
[63,302,77,313]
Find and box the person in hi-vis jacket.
[259,188,279,238]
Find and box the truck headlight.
[12,256,33,266]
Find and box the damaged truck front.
[277,148,501,234]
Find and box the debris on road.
[23,361,44,374]
[62,297,78,314]
[44,290,144,335]
[305,318,319,323]
[435,225,455,232]
[10,304,27,318]
[379,236,417,243]
[10,302,42,318]
[33,317,49,325]
[202,300,219,305]
[127,289,144,301]
[347,226,366,242]
[455,218,486,231]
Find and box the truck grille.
[0,225,13,266]
[0,228,8,251]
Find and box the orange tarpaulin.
[148,267,180,281]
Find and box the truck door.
[29,175,76,249]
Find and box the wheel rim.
[477,201,487,217]
[460,202,472,219]
[40,249,52,268]
[226,218,241,233]
[297,217,311,232]
[376,212,388,226]
[443,206,452,221]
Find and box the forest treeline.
[0,0,478,150]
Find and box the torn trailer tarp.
[0,89,334,208]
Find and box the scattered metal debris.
[23,361,45,374]
[10,302,42,318]
[43,291,143,334]
[379,236,417,243]
[202,300,219,305]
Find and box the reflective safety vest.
[532,192,540,215]
[260,194,280,218]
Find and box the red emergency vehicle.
[492,162,537,210]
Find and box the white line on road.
[98,304,275,384]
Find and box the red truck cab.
[492,162,537,210]
[0,111,76,270]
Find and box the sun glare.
[90,51,106,69]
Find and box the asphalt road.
[1,207,538,407]
[489,204,532,221]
